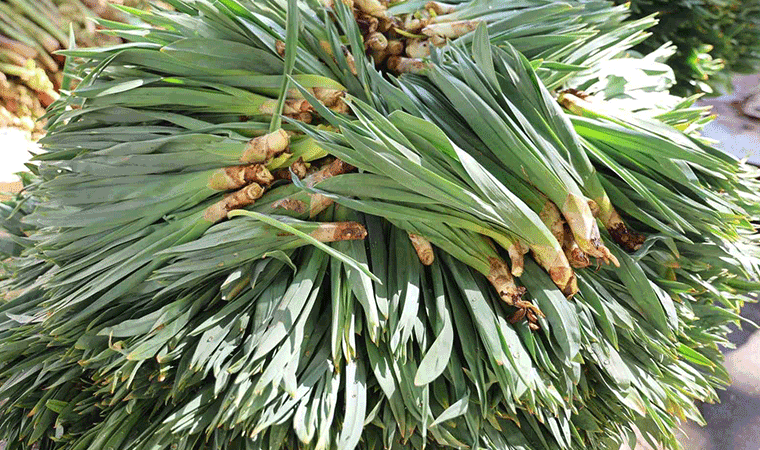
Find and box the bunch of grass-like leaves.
[0,1,759,450]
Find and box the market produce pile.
[1,0,759,449]
[0,0,144,133]
[620,0,760,95]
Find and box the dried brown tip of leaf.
[319,40,334,57]
[310,221,368,242]
[507,241,525,277]
[275,40,286,57]
[487,257,526,306]
[241,129,290,163]
[425,1,457,15]
[203,183,266,223]
[208,164,274,191]
[408,233,435,265]
[560,88,590,100]
[387,56,429,74]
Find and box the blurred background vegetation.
[619,0,760,95]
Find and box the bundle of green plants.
[0,0,144,132]
[0,1,758,450]
[620,0,760,95]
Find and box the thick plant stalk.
[207,164,274,191]
[240,129,291,163]
[422,20,481,39]
[202,183,267,223]
[309,221,368,242]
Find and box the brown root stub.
[425,1,457,15]
[310,221,368,242]
[355,0,387,17]
[365,31,388,52]
[509,299,545,331]
[273,157,308,182]
[312,88,345,107]
[405,39,431,58]
[306,159,356,188]
[271,198,309,214]
[609,221,646,252]
[487,257,526,306]
[283,99,315,115]
[387,56,429,74]
[208,164,274,191]
[241,129,290,164]
[408,233,435,265]
[386,39,404,56]
[275,40,286,57]
[356,14,379,34]
[562,224,591,269]
[422,20,481,39]
[203,183,266,223]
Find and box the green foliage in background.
[621,0,760,95]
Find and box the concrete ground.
[0,75,759,450]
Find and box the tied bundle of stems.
[0,1,759,450]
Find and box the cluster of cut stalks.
[0,0,139,133]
